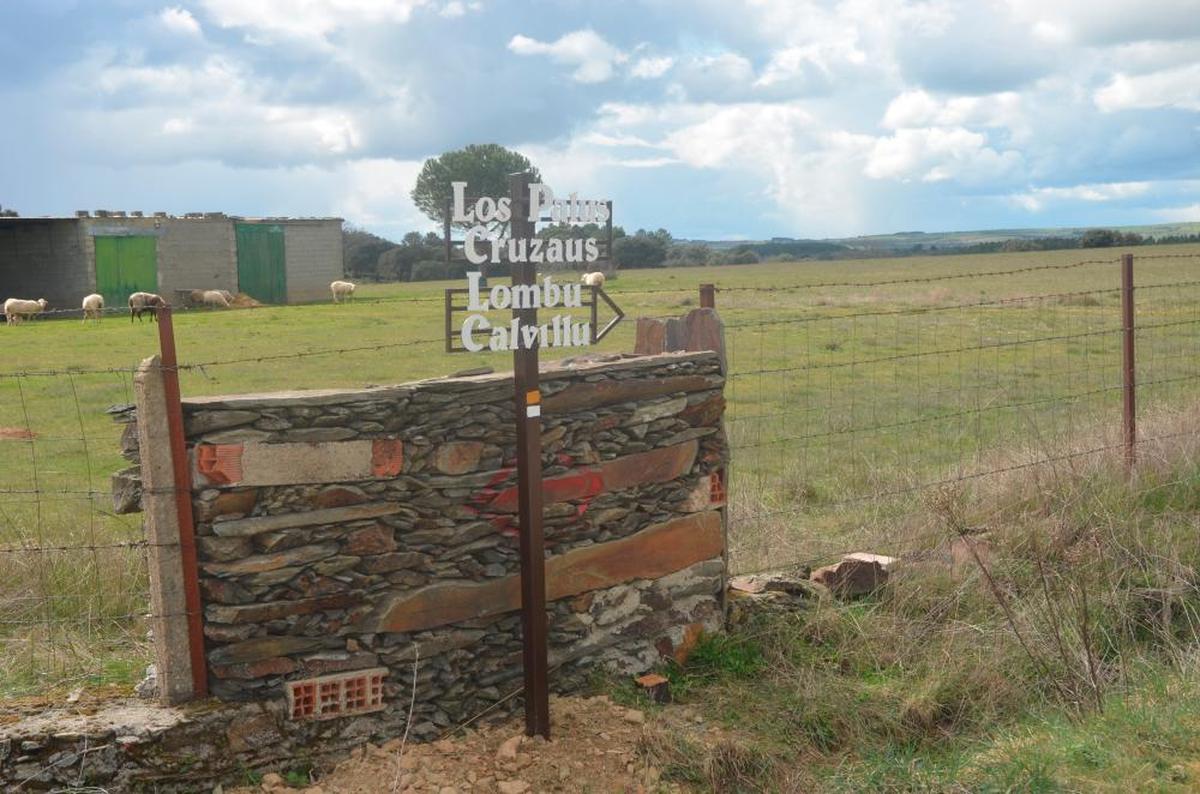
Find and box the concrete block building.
[0,212,343,312]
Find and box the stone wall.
[184,350,726,731]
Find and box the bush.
[409,259,467,281]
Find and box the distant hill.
[686,221,1200,256]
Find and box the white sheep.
[201,290,230,309]
[3,298,48,325]
[581,271,606,288]
[128,292,165,323]
[331,280,357,303]
[81,293,104,323]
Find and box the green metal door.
[94,236,158,308]
[236,223,287,304]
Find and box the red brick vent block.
[286,667,387,721]
[196,443,244,485]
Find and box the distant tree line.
[344,224,1200,282]
[345,143,1200,281]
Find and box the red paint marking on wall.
[709,470,726,505]
[196,444,244,485]
[371,439,404,477]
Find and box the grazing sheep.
[3,298,48,325]
[128,292,165,322]
[331,280,357,303]
[201,290,230,309]
[81,293,104,323]
[581,271,606,288]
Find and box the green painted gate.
[94,236,158,308]
[236,223,287,304]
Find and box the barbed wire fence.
[2,251,1199,705]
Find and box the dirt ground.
[233,694,717,794]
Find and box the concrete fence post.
[135,354,198,704]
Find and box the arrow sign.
[444,273,624,353]
[590,285,624,343]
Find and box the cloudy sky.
[2,0,1199,241]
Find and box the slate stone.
[201,542,339,576]
[212,501,404,537]
[362,510,723,633]
[208,636,326,665]
[185,410,260,435]
[197,535,253,563]
[206,592,363,625]
[432,441,485,475]
[542,375,717,414]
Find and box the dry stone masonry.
[182,350,727,727]
[1,350,727,791]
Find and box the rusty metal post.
[509,172,550,738]
[1121,253,1136,475]
[156,305,209,698]
[699,283,715,309]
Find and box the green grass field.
[2,244,1200,698]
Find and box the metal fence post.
[1121,253,1136,475]
[700,283,715,309]
[156,305,209,698]
[509,172,550,739]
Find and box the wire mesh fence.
[2,250,1199,702]
[722,252,1200,576]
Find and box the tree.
[613,230,669,269]
[1080,229,1120,248]
[411,144,542,230]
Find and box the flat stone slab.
[362,509,723,633]
[488,440,698,512]
[192,439,403,487]
[211,501,405,538]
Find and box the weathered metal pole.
[509,172,550,738]
[1121,253,1136,475]
[699,283,715,309]
[156,305,209,699]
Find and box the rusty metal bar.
[156,305,208,699]
[1121,253,1136,474]
[700,283,715,309]
[509,171,550,738]
[444,288,454,354]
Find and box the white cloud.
[1095,63,1200,112]
[1006,0,1200,46]
[882,90,1023,130]
[865,127,1023,184]
[630,56,673,79]
[333,158,427,230]
[508,30,625,83]
[159,7,202,36]
[668,52,755,101]
[439,1,480,17]
[198,0,429,42]
[1011,181,1153,211]
[79,54,367,161]
[1154,203,1200,222]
